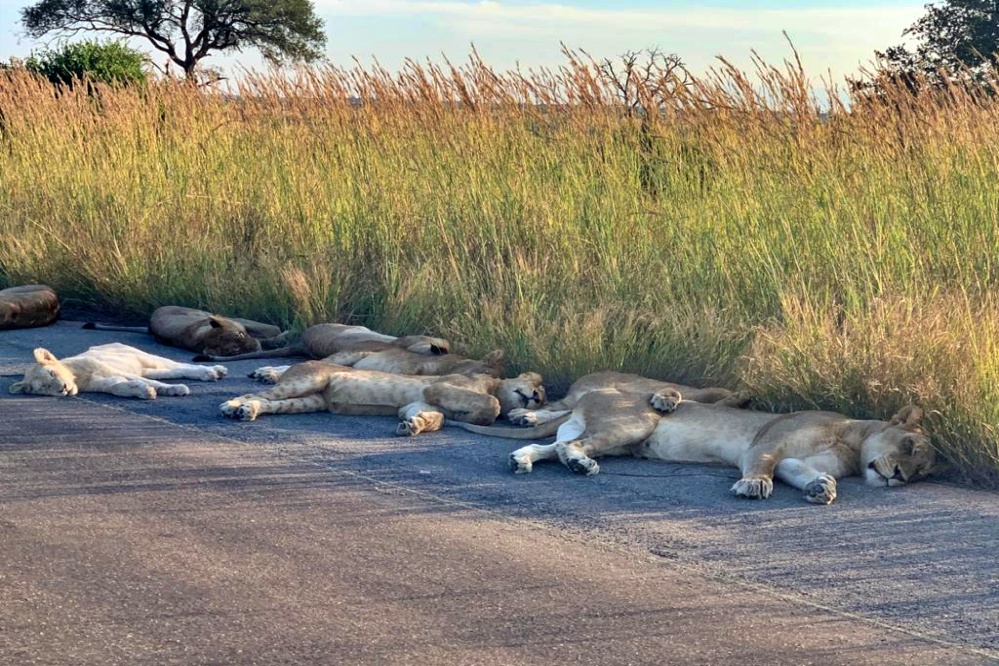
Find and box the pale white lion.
[8,343,228,400]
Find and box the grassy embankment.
[1,52,998,484]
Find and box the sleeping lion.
[220,360,545,436]
[453,377,934,504]
[8,344,228,400]
[194,323,450,362]
[83,306,289,358]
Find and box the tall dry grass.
[1,50,998,484]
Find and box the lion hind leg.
[322,351,372,366]
[556,440,601,476]
[131,377,191,397]
[423,385,501,426]
[508,443,558,474]
[144,363,227,382]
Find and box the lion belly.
[637,402,774,466]
[321,372,430,408]
[68,344,174,377]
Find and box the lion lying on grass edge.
[195,323,450,363]
[450,374,934,504]
[246,348,506,383]
[0,285,59,330]
[84,306,289,358]
[9,343,228,399]
[220,360,544,436]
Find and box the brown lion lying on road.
[83,306,289,358]
[451,372,934,504]
[0,285,60,330]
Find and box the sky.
[0,0,927,82]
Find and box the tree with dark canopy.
[19,0,326,80]
[867,0,999,92]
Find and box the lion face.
[202,318,262,357]
[496,372,546,417]
[8,348,78,397]
[862,428,935,487]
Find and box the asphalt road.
[1,321,997,665]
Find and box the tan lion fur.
[459,380,935,504]
[195,323,450,363]
[220,360,545,436]
[0,285,60,330]
[83,306,288,357]
[246,348,505,384]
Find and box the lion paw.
[507,408,538,427]
[803,474,837,505]
[197,366,226,381]
[220,400,258,421]
[396,419,422,437]
[248,367,282,384]
[124,379,157,400]
[731,476,773,499]
[159,384,191,397]
[650,389,682,414]
[566,456,600,476]
[509,452,534,474]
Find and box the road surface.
[1,321,996,665]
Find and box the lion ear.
[208,316,225,329]
[430,343,449,355]
[483,350,504,364]
[33,348,58,364]
[8,380,26,394]
[517,371,543,385]
[890,405,924,427]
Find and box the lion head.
[8,348,78,397]
[201,317,263,357]
[395,335,450,355]
[495,372,546,417]
[862,405,936,487]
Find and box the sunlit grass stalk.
[1,51,998,484]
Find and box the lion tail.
[446,414,570,440]
[192,344,306,363]
[82,322,148,333]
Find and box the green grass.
[1,55,998,485]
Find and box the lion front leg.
[732,445,780,499]
[248,365,291,384]
[396,401,445,436]
[775,458,838,505]
[88,376,161,400]
[220,394,327,421]
[506,408,571,427]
